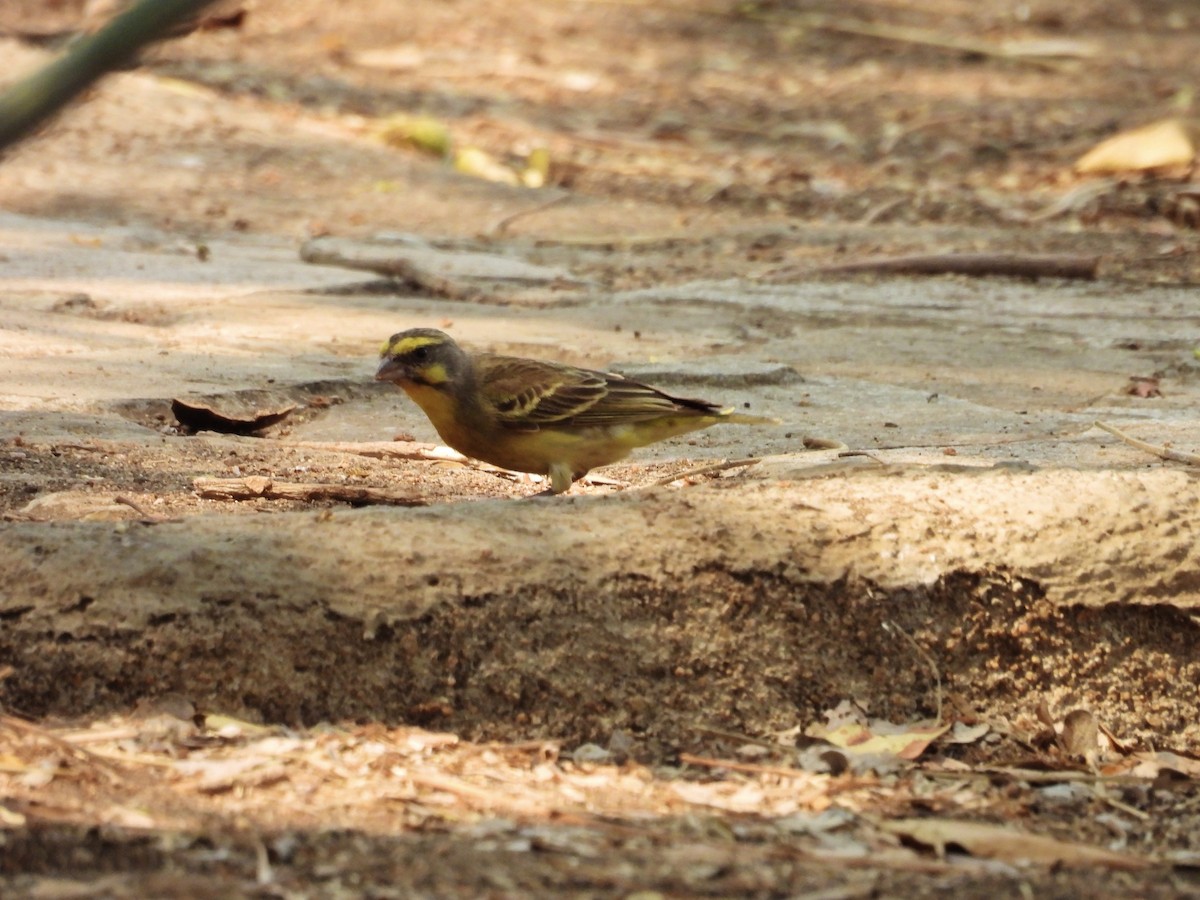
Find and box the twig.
[858,196,906,225]
[281,439,463,462]
[883,620,942,724]
[277,440,563,486]
[299,239,480,301]
[801,252,1099,280]
[113,495,171,523]
[836,449,885,464]
[1093,421,1200,466]
[678,752,820,781]
[926,766,1179,788]
[1093,787,1151,821]
[647,457,762,488]
[754,10,1079,72]
[46,443,107,453]
[488,192,572,235]
[0,715,126,782]
[407,771,550,819]
[690,723,804,757]
[192,476,426,506]
[1027,179,1121,222]
[876,113,974,156]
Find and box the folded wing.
[477,355,721,430]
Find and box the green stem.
[0,0,222,153]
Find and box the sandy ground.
[2,0,1200,895]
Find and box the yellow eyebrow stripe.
[383,335,444,357]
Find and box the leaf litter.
[1,684,1188,888]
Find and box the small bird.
[376,328,778,494]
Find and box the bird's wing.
[476,355,720,429]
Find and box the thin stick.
[883,620,942,724]
[278,441,535,484]
[1093,421,1200,466]
[760,11,1080,71]
[858,196,906,225]
[298,239,479,300]
[193,476,427,506]
[647,457,762,488]
[0,715,126,782]
[678,752,820,780]
[1093,788,1151,821]
[924,767,1176,788]
[281,439,461,462]
[488,192,572,235]
[800,252,1099,281]
[689,723,804,758]
[113,495,171,523]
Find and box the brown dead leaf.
[883,818,1153,869]
[1058,709,1100,757]
[1130,751,1200,781]
[171,398,295,435]
[1126,376,1163,398]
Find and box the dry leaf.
[203,714,278,738]
[0,753,28,773]
[374,114,452,157]
[1075,118,1195,174]
[944,721,990,744]
[522,147,551,189]
[1126,376,1163,398]
[1130,751,1200,781]
[0,804,26,828]
[454,147,520,186]
[171,398,295,435]
[806,719,949,760]
[884,818,1152,869]
[1058,709,1100,757]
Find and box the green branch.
[0,0,222,153]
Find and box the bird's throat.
[400,381,477,457]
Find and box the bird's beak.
[375,357,404,382]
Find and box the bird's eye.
[410,346,430,362]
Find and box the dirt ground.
[2,0,1200,896]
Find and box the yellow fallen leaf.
[0,753,28,773]
[203,713,276,737]
[374,114,452,157]
[806,719,949,760]
[1075,118,1195,174]
[0,805,26,828]
[522,146,551,188]
[454,147,520,186]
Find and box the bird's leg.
[548,462,575,495]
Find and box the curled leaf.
[1075,118,1195,174]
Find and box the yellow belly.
[402,382,719,477]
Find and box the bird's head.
[375,328,470,389]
